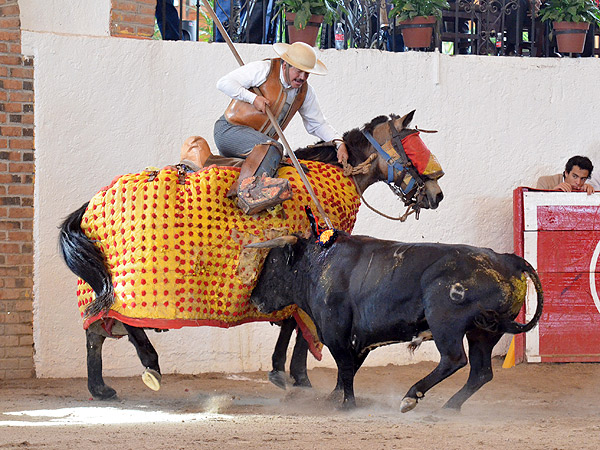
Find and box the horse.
[59,110,445,399]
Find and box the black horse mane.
[294,114,396,166]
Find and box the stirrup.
[236,174,292,215]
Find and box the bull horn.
[245,236,298,249]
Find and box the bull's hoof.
[268,370,287,390]
[327,388,344,403]
[400,397,418,413]
[339,400,356,410]
[89,385,117,400]
[142,368,162,391]
[292,375,312,388]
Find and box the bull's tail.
[501,258,544,335]
[473,258,543,335]
[59,202,115,318]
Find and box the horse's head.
[346,110,444,212]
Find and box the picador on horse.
[183,42,349,214]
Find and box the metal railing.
[157,0,600,57]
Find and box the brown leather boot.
[227,142,292,214]
[237,174,293,215]
[180,136,212,171]
[226,142,283,197]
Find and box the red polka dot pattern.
[77,162,360,327]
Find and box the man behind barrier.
[536,155,595,195]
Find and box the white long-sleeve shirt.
[216,60,341,143]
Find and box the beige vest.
[224,58,307,140]
[536,173,563,190]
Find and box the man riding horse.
[212,42,349,214]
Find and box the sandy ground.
[1,359,599,449]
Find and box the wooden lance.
[201,1,334,229]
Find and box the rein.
[351,174,420,221]
[361,120,425,212]
[343,155,420,220]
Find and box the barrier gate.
[514,187,600,363]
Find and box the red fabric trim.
[292,311,323,361]
[83,310,294,331]
[83,309,324,360]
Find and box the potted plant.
[537,0,600,53]
[275,0,342,45]
[389,0,449,48]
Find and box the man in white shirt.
[213,42,348,214]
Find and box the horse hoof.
[268,370,287,390]
[90,385,117,400]
[400,397,417,413]
[142,368,162,391]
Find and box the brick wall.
[0,0,35,379]
[111,0,156,39]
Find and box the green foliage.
[194,5,213,42]
[276,0,344,29]
[389,0,450,21]
[537,0,600,24]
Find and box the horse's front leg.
[122,323,162,391]
[86,328,117,400]
[290,330,311,387]
[269,317,295,389]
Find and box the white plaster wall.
[18,0,111,36]
[22,30,600,377]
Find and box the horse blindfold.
[387,132,444,180]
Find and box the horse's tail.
[59,202,114,318]
[500,259,544,335]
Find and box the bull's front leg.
[86,329,117,400]
[329,349,370,403]
[329,348,357,409]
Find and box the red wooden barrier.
[514,187,600,363]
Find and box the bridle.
[361,119,428,216]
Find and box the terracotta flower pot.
[553,21,590,54]
[285,12,324,46]
[398,16,436,48]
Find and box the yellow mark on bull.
[508,273,528,316]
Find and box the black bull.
[249,231,544,411]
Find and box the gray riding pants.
[213,115,278,158]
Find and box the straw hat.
[273,42,328,75]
